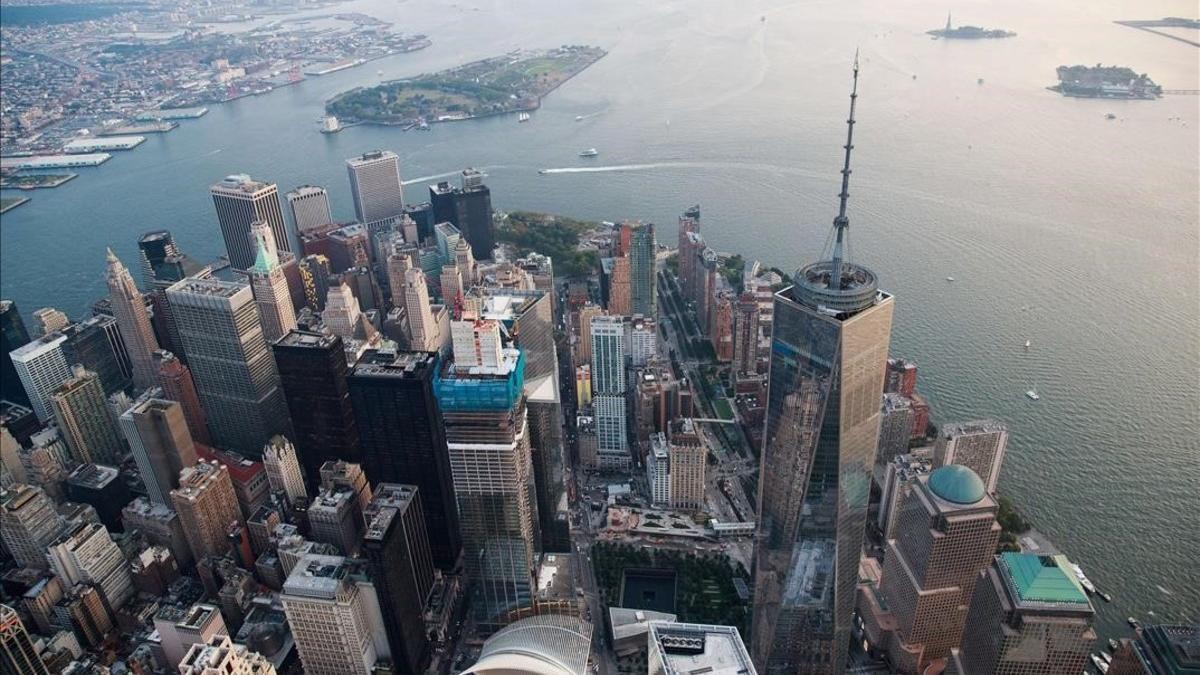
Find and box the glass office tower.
[750,58,894,674]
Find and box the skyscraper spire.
[105,249,160,389]
[829,52,860,291]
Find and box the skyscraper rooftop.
[648,621,756,675]
[997,552,1091,609]
[926,465,987,505]
[212,174,274,194]
[168,277,246,299]
[351,349,438,379]
[789,54,884,316]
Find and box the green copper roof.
[250,235,277,274]
[927,464,986,504]
[999,552,1090,606]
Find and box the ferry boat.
[579,148,599,157]
[518,112,531,123]
[1025,390,1040,400]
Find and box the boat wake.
[402,166,507,186]
[540,162,706,174]
[401,170,463,185]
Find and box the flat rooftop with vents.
[648,621,756,675]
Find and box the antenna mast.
[828,52,860,290]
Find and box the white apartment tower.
[590,316,628,470]
[286,185,334,236]
[282,553,391,675]
[9,333,73,422]
[647,433,670,506]
[346,151,404,226]
[46,522,134,610]
[629,315,657,367]
[180,635,277,675]
[105,248,161,389]
[450,317,504,369]
[0,484,63,569]
[933,419,1008,495]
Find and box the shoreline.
[0,173,78,190]
[328,48,607,129]
[0,197,31,213]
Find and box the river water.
[2,0,1197,637]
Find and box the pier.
[135,106,208,121]
[63,135,146,153]
[1114,19,1200,48]
[99,121,178,135]
[0,153,112,170]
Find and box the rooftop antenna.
[828,51,860,290]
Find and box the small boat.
[978,77,984,85]
[377,69,384,76]
[575,115,584,121]
[1100,652,1112,665]
[1127,617,1141,628]
[538,169,549,175]
[1108,639,1120,651]
[1091,655,1109,674]
[1105,113,1117,120]
[946,276,955,282]
[1024,340,1031,350]
[579,148,599,157]
[1100,591,1113,603]
[518,112,531,123]
[1025,390,1040,400]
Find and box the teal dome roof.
[927,465,986,504]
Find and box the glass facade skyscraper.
[750,59,895,674]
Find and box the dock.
[0,153,112,170]
[304,58,366,76]
[63,135,146,153]
[99,121,178,135]
[135,106,209,121]
[1114,19,1200,48]
[0,197,31,214]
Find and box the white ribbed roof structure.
[462,614,593,675]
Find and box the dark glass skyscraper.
[751,59,895,674]
[348,349,461,570]
[1,300,33,406]
[60,316,129,395]
[273,329,361,484]
[629,222,657,316]
[362,483,434,675]
[428,170,494,260]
